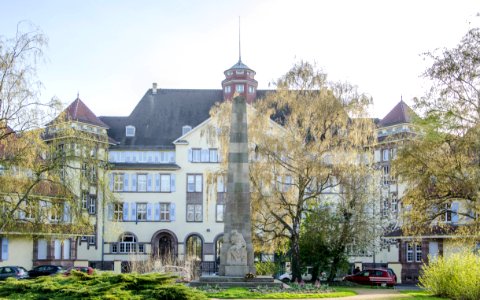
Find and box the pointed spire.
[77,91,80,99]
[238,16,242,63]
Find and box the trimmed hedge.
[420,250,480,300]
[0,271,207,300]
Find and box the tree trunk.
[290,232,302,282]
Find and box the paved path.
[319,288,407,300]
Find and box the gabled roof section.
[63,98,109,128]
[100,89,269,148]
[378,100,416,127]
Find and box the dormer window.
[182,125,192,135]
[224,86,231,93]
[125,125,135,137]
[248,86,255,94]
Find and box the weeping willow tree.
[0,24,110,237]
[208,61,378,282]
[393,28,480,240]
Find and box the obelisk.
[219,95,255,276]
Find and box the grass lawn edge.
[204,287,356,299]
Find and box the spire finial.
[77,91,80,99]
[400,94,403,102]
[238,16,241,62]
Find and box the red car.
[64,266,94,276]
[343,268,396,287]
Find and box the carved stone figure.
[227,230,247,265]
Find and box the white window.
[160,203,170,221]
[114,174,124,192]
[415,244,422,262]
[88,195,96,214]
[248,86,255,94]
[406,243,414,262]
[187,174,202,192]
[236,84,244,92]
[119,233,137,253]
[216,204,224,222]
[192,149,201,162]
[187,204,203,222]
[160,175,171,192]
[114,203,123,221]
[383,149,390,161]
[63,239,70,259]
[81,195,89,213]
[391,193,398,212]
[54,240,61,259]
[382,165,390,185]
[137,174,147,192]
[37,239,47,259]
[209,149,218,162]
[126,125,135,137]
[136,203,147,221]
[224,86,231,93]
[182,125,192,135]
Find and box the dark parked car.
[344,268,396,287]
[0,266,28,280]
[64,266,94,276]
[28,265,64,278]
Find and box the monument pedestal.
[224,265,249,277]
[190,275,283,288]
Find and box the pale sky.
[1,0,478,119]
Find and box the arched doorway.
[151,230,178,263]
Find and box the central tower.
[221,59,258,104]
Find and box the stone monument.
[190,96,280,287]
[219,95,255,276]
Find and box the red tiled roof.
[378,100,416,127]
[63,98,108,128]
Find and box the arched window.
[113,233,141,253]
[215,235,224,263]
[186,235,202,261]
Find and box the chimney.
[152,82,157,95]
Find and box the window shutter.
[1,238,8,260]
[171,174,176,192]
[147,203,153,221]
[63,202,71,222]
[147,174,153,192]
[132,174,137,191]
[123,203,129,221]
[201,149,209,162]
[107,203,113,221]
[155,174,160,192]
[188,149,193,162]
[124,174,129,192]
[452,202,459,224]
[154,203,160,221]
[109,173,114,191]
[131,203,137,221]
[374,150,381,163]
[218,151,222,162]
[170,203,176,221]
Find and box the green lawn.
[204,287,356,299]
[400,290,449,299]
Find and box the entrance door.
[158,234,174,262]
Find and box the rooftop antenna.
[238,16,241,62]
